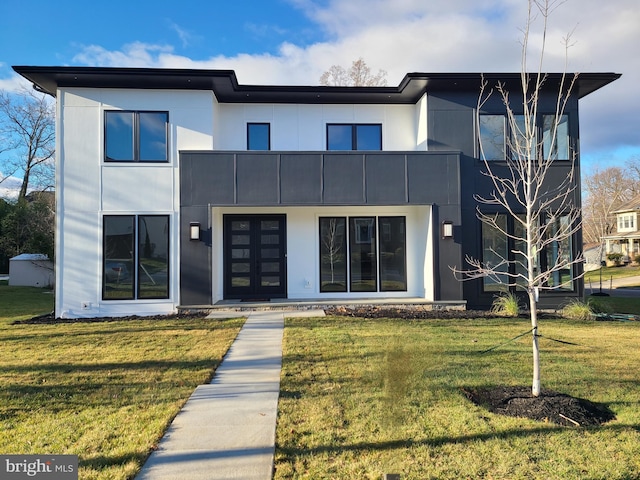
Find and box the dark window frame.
[480,211,575,294]
[247,122,271,151]
[326,123,382,150]
[104,110,169,163]
[103,214,170,300]
[477,112,572,162]
[318,215,407,293]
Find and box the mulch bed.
[463,386,616,427]
[12,311,209,325]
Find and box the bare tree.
[320,58,388,86]
[582,166,634,245]
[0,87,55,200]
[455,0,580,396]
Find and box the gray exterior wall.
[427,90,584,308]
[180,151,463,305]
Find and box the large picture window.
[103,215,169,300]
[327,124,382,150]
[481,213,574,293]
[319,216,406,293]
[105,111,168,162]
[479,113,570,161]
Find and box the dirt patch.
[463,386,615,427]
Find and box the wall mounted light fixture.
[442,221,453,239]
[189,222,201,241]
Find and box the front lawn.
[0,285,244,480]
[275,316,640,479]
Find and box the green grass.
[0,284,244,480]
[584,265,640,283]
[0,283,54,320]
[587,296,640,315]
[275,316,640,479]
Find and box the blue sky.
[1,0,639,182]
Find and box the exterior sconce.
[189,222,201,241]
[442,221,453,239]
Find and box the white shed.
[9,254,54,287]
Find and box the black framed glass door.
[224,215,286,299]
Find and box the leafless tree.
[455,0,580,396]
[319,58,388,86]
[0,87,55,200]
[582,166,635,246]
[321,218,345,284]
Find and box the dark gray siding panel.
[280,154,322,204]
[323,154,365,204]
[407,154,460,205]
[236,154,279,204]
[179,206,211,306]
[365,154,407,204]
[181,153,235,206]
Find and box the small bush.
[561,299,594,321]
[490,292,521,317]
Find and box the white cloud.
[19,0,640,161]
[0,173,21,200]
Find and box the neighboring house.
[603,194,640,263]
[13,66,619,318]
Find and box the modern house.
[13,66,619,318]
[603,193,640,263]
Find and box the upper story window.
[479,113,570,161]
[247,123,271,150]
[543,114,570,160]
[105,111,169,162]
[327,124,382,150]
[479,115,506,160]
[618,213,636,232]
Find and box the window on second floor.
[618,213,636,232]
[247,123,270,150]
[105,111,169,162]
[543,114,570,161]
[478,113,570,162]
[327,124,382,150]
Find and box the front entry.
[223,215,287,299]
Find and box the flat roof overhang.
[12,66,621,104]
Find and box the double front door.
[224,215,287,299]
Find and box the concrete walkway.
[136,309,324,480]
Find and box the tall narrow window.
[511,115,536,160]
[349,217,377,292]
[543,114,569,160]
[482,214,508,292]
[379,217,407,291]
[543,215,574,291]
[319,217,347,292]
[103,215,169,300]
[105,111,168,162]
[479,115,506,160]
[327,124,382,150]
[247,123,270,150]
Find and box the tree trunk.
[529,291,540,397]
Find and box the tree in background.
[0,87,55,201]
[582,165,638,245]
[456,0,580,397]
[320,58,388,86]
[0,193,55,272]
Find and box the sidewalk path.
[136,309,323,480]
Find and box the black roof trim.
[12,66,621,103]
